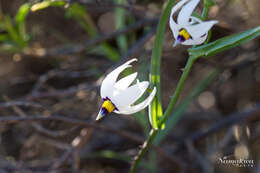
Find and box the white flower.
[169,0,218,46]
[96,58,156,120]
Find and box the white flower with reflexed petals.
[96,58,156,120]
[169,0,218,46]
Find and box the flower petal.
[186,20,218,39]
[169,0,189,32]
[170,0,190,18]
[112,81,149,108]
[100,58,137,98]
[177,0,200,25]
[115,87,156,115]
[115,72,137,90]
[182,33,208,45]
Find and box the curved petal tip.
[126,58,138,64]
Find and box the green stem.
[130,129,158,173]
[130,56,197,172]
[160,56,197,124]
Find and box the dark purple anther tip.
[177,35,185,42]
[101,107,108,115]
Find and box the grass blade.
[15,3,30,44]
[31,1,66,12]
[114,0,128,53]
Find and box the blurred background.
[0,0,259,172]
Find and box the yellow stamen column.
[179,29,191,40]
[102,100,115,113]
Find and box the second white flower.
[169,0,218,46]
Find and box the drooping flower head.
[96,59,156,120]
[169,0,218,46]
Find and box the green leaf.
[3,16,24,47]
[114,0,128,53]
[0,34,10,41]
[15,3,30,24]
[188,26,260,58]
[149,0,176,130]
[15,3,31,44]
[66,3,120,62]
[204,0,216,7]
[66,4,96,35]
[31,0,66,12]
[101,42,120,61]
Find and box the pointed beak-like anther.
[96,107,108,121]
[173,40,180,47]
[96,112,104,121]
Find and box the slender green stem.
[130,56,197,172]
[160,56,197,124]
[130,129,158,173]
